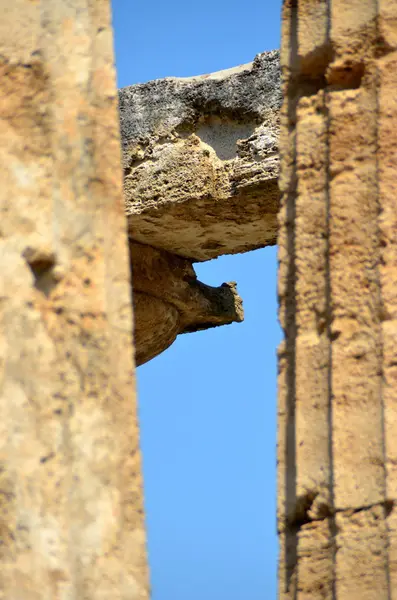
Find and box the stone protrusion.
[119,51,281,363]
[130,242,243,365]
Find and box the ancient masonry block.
[279,0,397,598]
[118,51,281,364]
[0,1,148,598]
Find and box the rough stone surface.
[130,242,243,366]
[119,51,280,365]
[119,50,281,262]
[0,1,149,598]
[279,0,397,598]
[5,2,397,597]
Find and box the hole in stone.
[196,116,257,160]
[385,499,394,518]
[24,251,58,297]
[28,259,53,280]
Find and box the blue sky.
[111,2,283,598]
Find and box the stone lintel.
[119,50,281,262]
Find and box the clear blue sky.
[111,2,283,598]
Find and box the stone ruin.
[1,1,397,599]
[120,50,281,364]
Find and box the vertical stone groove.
[324,83,337,600]
[374,4,392,596]
[280,0,298,594]
[324,7,337,600]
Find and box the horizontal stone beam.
[119,50,281,262]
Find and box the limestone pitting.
[119,51,280,365]
[119,51,281,161]
[120,51,281,262]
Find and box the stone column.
[278,0,397,598]
[0,2,149,598]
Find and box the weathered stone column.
[278,0,397,598]
[0,2,149,598]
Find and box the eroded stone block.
[119,50,281,261]
[119,51,281,364]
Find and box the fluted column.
[278,1,397,597]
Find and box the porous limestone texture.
[278,1,397,598]
[130,242,243,365]
[0,1,149,598]
[120,50,281,261]
[119,51,281,364]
